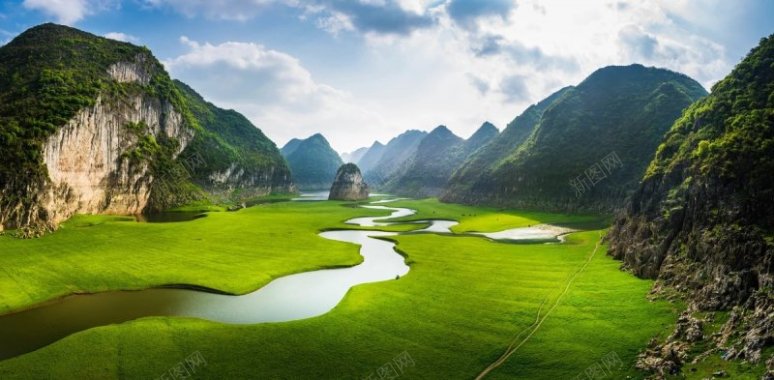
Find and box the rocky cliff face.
[0,24,294,233]
[40,60,191,226]
[329,164,369,201]
[607,35,774,377]
[1,53,193,232]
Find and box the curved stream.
[0,199,573,361]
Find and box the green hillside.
[384,123,498,196]
[442,65,707,212]
[363,130,427,186]
[606,34,774,378]
[281,134,343,190]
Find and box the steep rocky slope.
[384,123,498,197]
[0,24,292,233]
[607,36,774,377]
[442,65,707,212]
[328,163,369,201]
[280,133,343,190]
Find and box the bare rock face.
[27,55,191,229]
[106,54,152,85]
[328,163,369,201]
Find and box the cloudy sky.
[1,1,772,153]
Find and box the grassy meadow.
[0,198,681,379]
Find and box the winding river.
[0,198,573,361]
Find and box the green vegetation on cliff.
[607,35,774,376]
[0,23,192,227]
[171,81,292,200]
[0,23,293,227]
[443,65,707,212]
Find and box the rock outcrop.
[40,60,192,227]
[328,164,369,201]
[607,35,774,377]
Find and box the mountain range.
[1,22,772,377]
[442,64,708,211]
[381,123,498,197]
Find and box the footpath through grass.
[0,198,679,379]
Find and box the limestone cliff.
[607,35,774,377]
[39,59,192,227]
[0,24,294,233]
[329,164,369,201]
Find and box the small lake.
[291,191,330,201]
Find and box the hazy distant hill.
[442,64,707,211]
[363,130,427,187]
[340,146,369,164]
[356,141,386,173]
[383,123,498,197]
[280,138,303,157]
[280,134,343,190]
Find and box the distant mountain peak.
[430,125,452,133]
[466,122,499,147]
[281,133,343,190]
[471,122,498,137]
[308,133,329,143]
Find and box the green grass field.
[386,198,605,233]
[0,198,683,379]
[0,200,411,314]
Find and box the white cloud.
[144,0,285,21]
[104,32,139,43]
[164,37,390,152]
[154,1,746,152]
[22,0,116,25]
[23,0,88,24]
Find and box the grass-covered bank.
[0,230,677,379]
[0,198,681,379]
[387,198,606,233]
[0,200,403,314]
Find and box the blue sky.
[1,1,772,153]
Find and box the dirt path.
[475,232,603,379]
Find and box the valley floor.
[0,198,680,379]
